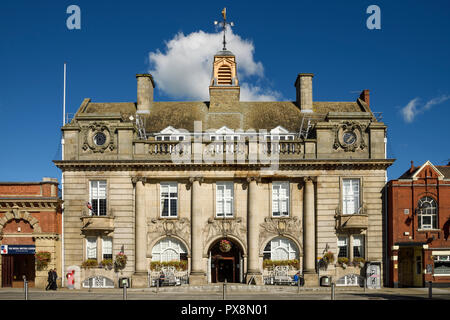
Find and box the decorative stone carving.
[204,217,246,248]
[148,218,191,246]
[259,217,302,250]
[333,121,367,152]
[82,122,115,153]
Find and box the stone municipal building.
[55,35,393,288]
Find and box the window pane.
[86,237,97,259]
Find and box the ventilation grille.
[217,66,232,85]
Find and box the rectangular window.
[434,255,450,275]
[272,182,289,217]
[160,182,178,217]
[342,179,360,215]
[353,235,364,258]
[216,182,234,217]
[102,237,113,260]
[86,237,97,260]
[337,236,348,258]
[90,180,107,216]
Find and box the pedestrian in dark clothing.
[51,269,58,290]
[45,270,53,290]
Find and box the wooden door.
[1,255,13,287]
[399,248,414,287]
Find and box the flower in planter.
[353,257,366,268]
[81,259,99,268]
[338,257,349,268]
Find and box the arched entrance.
[209,238,243,283]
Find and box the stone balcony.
[80,211,114,233]
[335,213,368,231]
[134,139,305,162]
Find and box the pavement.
[1,285,449,300]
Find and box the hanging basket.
[219,239,232,253]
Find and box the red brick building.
[0,178,62,288]
[388,161,450,287]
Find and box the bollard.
[223,279,227,300]
[364,277,367,293]
[123,282,127,300]
[23,276,28,301]
[428,281,432,299]
[331,282,335,300]
[156,276,159,293]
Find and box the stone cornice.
[54,159,395,171]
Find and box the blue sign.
[0,245,35,255]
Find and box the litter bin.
[320,276,330,287]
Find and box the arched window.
[263,237,298,261]
[417,197,438,229]
[152,237,187,262]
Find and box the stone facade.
[55,49,393,288]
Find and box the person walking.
[45,270,53,290]
[51,268,58,290]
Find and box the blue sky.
[0,0,449,182]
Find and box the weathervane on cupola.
[214,8,234,51]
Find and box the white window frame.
[90,180,107,216]
[216,182,234,218]
[342,178,361,215]
[352,235,365,258]
[417,197,438,230]
[160,182,178,218]
[263,237,299,261]
[86,237,97,260]
[433,255,450,276]
[102,237,113,260]
[151,237,188,262]
[337,236,348,258]
[272,182,290,217]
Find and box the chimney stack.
[294,73,314,112]
[359,89,370,108]
[136,74,155,114]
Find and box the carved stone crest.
[259,217,302,250]
[148,217,191,246]
[82,122,115,153]
[333,121,367,152]
[204,217,246,248]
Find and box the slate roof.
[77,99,370,133]
[398,164,450,179]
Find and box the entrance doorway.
[209,238,243,283]
[1,254,35,288]
[398,247,423,287]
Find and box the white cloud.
[401,95,450,123]
[148,29,280,101]
[400,97,420,123]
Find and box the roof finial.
[214,7,234,50]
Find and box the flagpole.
[61,62,66,287]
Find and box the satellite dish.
[129,115,134,121]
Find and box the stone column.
[245,177,262,284]
[303,177,317,284]
[132,178,148,287]
[189,176,206,284]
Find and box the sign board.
[366,262,381,289]
[0,245,35,255]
